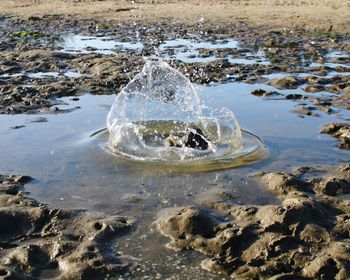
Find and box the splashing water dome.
[106,60,266,167]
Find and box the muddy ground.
[0,4,350,280]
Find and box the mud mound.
[0,175,133,280]
[155,168,350,279]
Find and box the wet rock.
[269,274,308,280]
[301,76,331,85]
[332,92,350,110]
[335,66,350,73]
[292,106,320,117]
[0,82,80,114]
[267,76,302,90]
[183,127,209,150]
[0,175,31,194]
[321,123,350,150]
[10,125,26,130]
[251,89,282,97]
[285,93,305,100]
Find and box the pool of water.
[58,34,144,54]
[0,70,83,79]
[1,80,349,277]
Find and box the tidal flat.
[0,1,350,279]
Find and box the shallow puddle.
[0,70,83,79]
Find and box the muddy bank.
[0,17,349,116]
[0,175,133,280]
[155,164,350,279]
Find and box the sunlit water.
[105,60,265,168]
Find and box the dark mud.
[0,175,133,280]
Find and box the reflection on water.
[58,34,144,54]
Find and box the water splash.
[107,60,262,164]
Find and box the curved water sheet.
[106,60,267,169]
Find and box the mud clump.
[312,176,350,196]
[321,123,350,150]
[155,167,350,279]
[0,174,133,279]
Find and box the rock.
[251,89,267,96]
[267,76,302,90]
[301,76,330,85]
[285,93,305,100]
[155,188,347,278]
[269,274,308,280]
[339,164,350,177]
[301,85,324,93]
[335,66,350,72]
[183,127,209,150]
[292,106,320,117]
[251,89,282,97]
[10,125,25,129]
[0,175,133,279]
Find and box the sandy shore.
[1,0,350,32]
